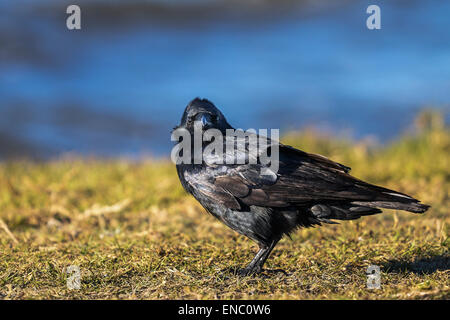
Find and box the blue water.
[0,0,449,158]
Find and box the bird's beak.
[198,114,213,129]
[201,114,209,127]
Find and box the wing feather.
[185,134,408,211]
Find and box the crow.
[173,98,430,276]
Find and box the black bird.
[173,98,430,276]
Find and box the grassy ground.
[0,111,448,299]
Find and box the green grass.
[0,111,448,299]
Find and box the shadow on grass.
[383,255,450,275]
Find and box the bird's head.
[175,98,232,134]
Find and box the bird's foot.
[237,267,289,277]
[236,266,262,277]
[261,268,289,276]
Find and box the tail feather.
[352,181,431,214]
[309,195,430,225]
[351,200,430,214]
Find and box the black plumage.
[173,98,430,275]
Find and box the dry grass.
[0,111,448,299]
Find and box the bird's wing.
[182,166,243,210]
[280,144,351,174]
[198,140,415,210]
[183,130,415,211]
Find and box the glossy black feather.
[174,98,430,274]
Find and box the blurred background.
[0,0,449,160]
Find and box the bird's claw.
[236,266,262,277]
[236,267,288,277]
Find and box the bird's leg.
[238,239,280,276]
[252,239,279,272]
[238,247,266,276]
